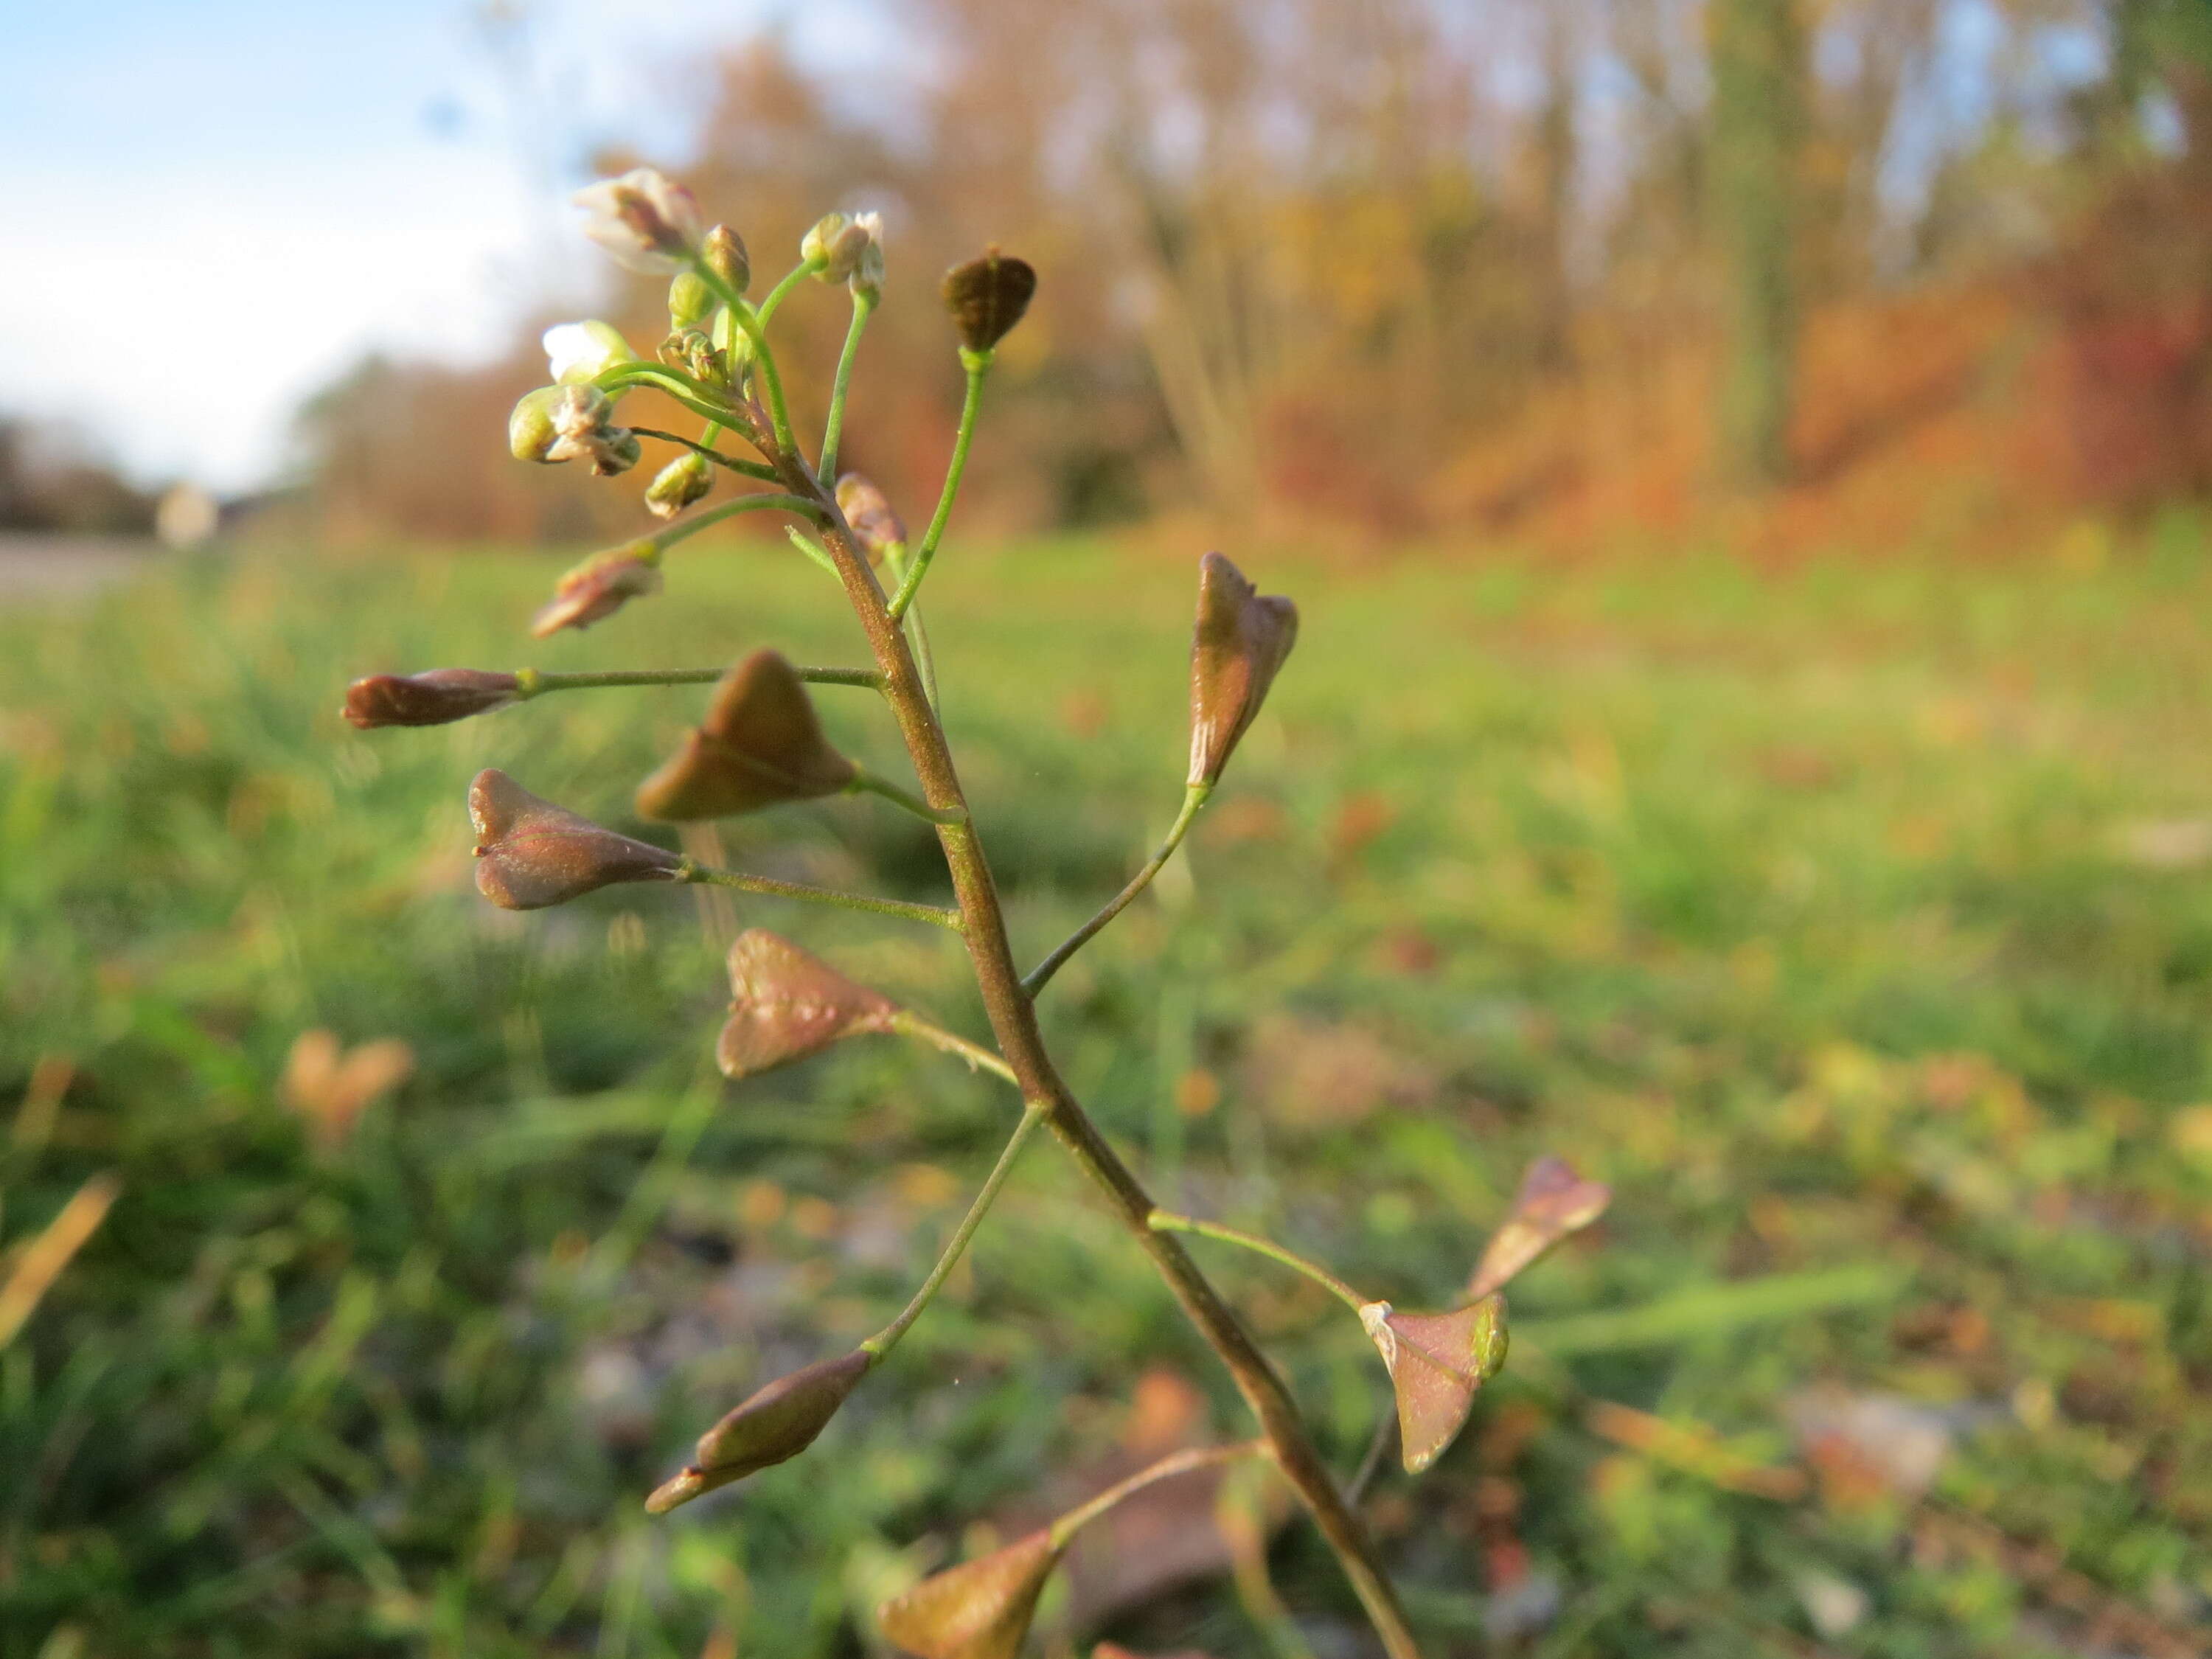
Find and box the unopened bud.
[1360,1295,1509,1474]
[1187,552,1298,788]
[801,212,850,273]
[658,327,731,392]
[646,1349,872,1513]
[532,543,663,637]
[667,271,716,330]
[543,320,636,385]
[877,1529,1062,1659]
[846,212,885,299]
[834,473,905,563]
[540,385,641,476]
[344,669,520,729]
[633,649,858,820]
[508,386,565,462]
[644,451,714,520]
[1467,1157,1611,1300]
[468,769,684,911]
[716,929,899,1079]
[941,250,1037,353]
[573,167,704,274]
[703,223,750,293]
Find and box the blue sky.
[0,0,892,490]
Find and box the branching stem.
[627,428,779,480]
[886,1010,1018,1085]
[848,767,967,825]
[1023,782,1211,995]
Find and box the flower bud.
[543,320,635,385]
[1187,552,1298,788]
[801,212,851,274]
[835,473,905,563]
[468,769,683,911]
[633,649,858,820]
[877,1528,1062,1659]
[643,451,714,520]
[716,929,899,1079]
[659,327,733,392]
[1466,1157,1611,1300]
[667,271,717,331]
[703,223,750,293]
[532,543,663,638]
[508,386,566,462]
[1359,1295,1509,1474]
[645,1349,872,1513]
[573,167,704,274]
[534,385,641,476]
[846,212,886,300]
[343,668,520,729]
[941,250,1037,353]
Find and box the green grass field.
[3,537,2209,1658]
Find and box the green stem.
[690,257,801,459]
[510,665,880,700]
[1048,1442,1267,1549]
[1148,1211,1371,1315]
[653,493,821,554]
[1023,783,1210,996]
[627,428,779,481]
[756,257,822,328]
[848,767,967,826]
[596,364,739,429]
[678,861,961,931]
[819,290,875,483]
[886,350,991,622]
[886,1010,1018,1085]
[862,1103,1046,1356]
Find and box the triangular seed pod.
[1360,1295,1509,1475]
[1187,552,1298,788]
[879,1529,1062,1659]
[469,770,684,911]
[716,929,900,1079]
[940,251,1037,354]
[1467,1156,1612,1300]
[344,669,519,728]
[533,543,662,637]
[635,649,858,820]
[645,1349,872,1513]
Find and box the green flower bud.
[703,223,750,293]
[643,451,714,520]
[507,386,566,462]
[801,212,851,271]
[667,271,716,330]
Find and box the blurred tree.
[0,420,157,536]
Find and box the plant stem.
[755,258,821,329]
[1048,1441,1267,1548]
[886,350,990,622]
[653,493,822,553]
[512,665,879,700]
[819,291,875,483]
[770,436,1425,1659]
[678,862,962,931]
[627,428,779,481]
[848,767,967,825]
[691,257,801,458]
[1023,782,1211,996]
[861,1102,1046,1357]
[1148,1211,1372,1315]
[886,1010,1018,1085]
[597,364,739,429]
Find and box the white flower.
[573,168,704,274]
[804,209,885,287]
[540,386,641,476]
[543,321,636,385]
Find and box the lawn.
[2,533,2208,1658]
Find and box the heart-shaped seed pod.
[1360,1294,1509,1475]
[344,669,519,728]
[940,251,1037,354]
[1467,1156,1612,1300]
[634,650,858,821]
[469,770,683,911]
[1187,552,1298,788]
[878,1528,1062,1659]
[532,543,662,637]
[716,929,900,1079]
[645,1349,873,1513]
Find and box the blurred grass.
[3,534,2211,1658]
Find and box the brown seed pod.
[1187,552,1298,788]
[878,1528,1062,1659]
[940,251,1037,354]
[835,473,907,563]
[645,1349,873,1513]
[1360,1295,1509,1475]
[343,669,519,729]
[532,544,662,638]
[716,929,900,1079]
[1467,1156,1611,1300]
[468,769,683,911]
[633,650,858,821]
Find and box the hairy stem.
[862,1102,1046,1357]
[678,862,961,931]
[1023,782,1211,995]
[886,351,990,622]
[766,439,1423,1659]
[1148,1210,1371,1315]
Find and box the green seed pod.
[878,1528,1062,1659]
[633,649,858,820]
[940,251,1037,353]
